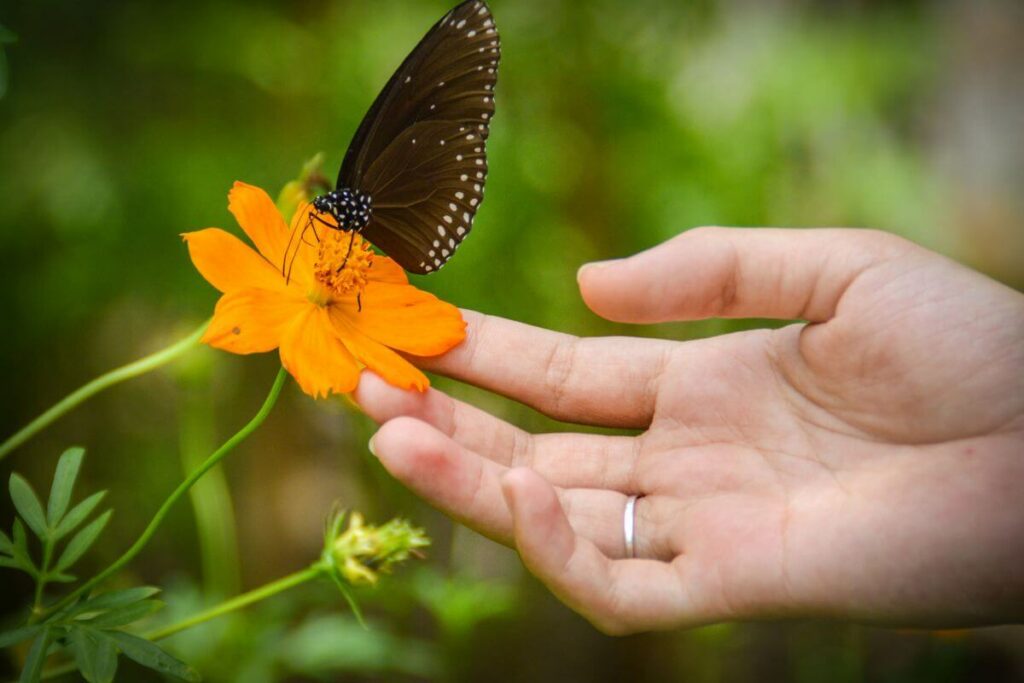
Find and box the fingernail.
[577,260,616,283]
[368,435,378,458]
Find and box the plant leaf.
[69,627,119,683]
[10,474,48,539]
[0,624,40,648]
[70,587,161,618]
[0,527,12,554]
[55,510,111,573]
[18,627,51,683]
[47,447,85,527]
[47,571,77,583]
[102,631,200,682]
[10,519,38,576]
[86,600,164,629]
[53,491,107,541]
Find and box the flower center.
[311,231,373,303]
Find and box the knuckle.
[847,228,918,260]
[543,336,579,416]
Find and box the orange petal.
[368,255,409,285]
[228,182,291,266]
[203,288,306,354]
[347,282,466,357]
[279,307,361,398]
[328,307,430,391]
[183,228,286,293]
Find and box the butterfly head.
[312,188,373,232]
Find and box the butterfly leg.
[336,229,357,273]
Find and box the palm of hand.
[357,228,1024,633]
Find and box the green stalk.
[146,565,323,641]
[41,367,289,619]
[180,378,241,598]
[32,538,55,615]
[0,321,209,461]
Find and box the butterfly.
[302,0,499,276]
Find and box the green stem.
[146,564,323,641]
[180,378,241,598]
[41,367,289,619]
[0,321,209,461]
[32,538,54,615]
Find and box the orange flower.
[183,182,466,397]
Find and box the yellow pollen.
[312,231,373,302]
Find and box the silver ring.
[623,495,639,559]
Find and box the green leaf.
[52,491,107,541]
[12,519,28,553]
[10,474,48,539]
[103,631,200,682]
[70,587,161,617]
[0,556,23,568]
[0,24,15,44]
[0,624,40,648]
[10,519,38,577]
[47,447,85,527]
[47,571,77,583]
[86,600,163,629]
[0,528,12,554]
[69,627,119,683]
[18,627,51,683]
[55,510,111,573]
[328,571,366,628]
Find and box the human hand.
[355,227,1024,634]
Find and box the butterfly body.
[309,0,499,275]
[312,188,372,234]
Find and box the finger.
[502,468,698,634]
[356,371,641,491]
[578,227,912,324]
[417,311,673,428]
[369,418,640,556]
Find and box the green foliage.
[280,614,439,679]
[411,569,518,641]
[0,449,198,683]
[2,448,111,586]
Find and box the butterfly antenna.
[281,203,304,281]
[283,202,315,285]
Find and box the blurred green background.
[2,0,1022,681]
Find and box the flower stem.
[146,564,323,641]
[180,378,241,598]
[0,321,209,461]
[41,366,289,619]
[32,538,55,615]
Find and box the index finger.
[417,310,674,429]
